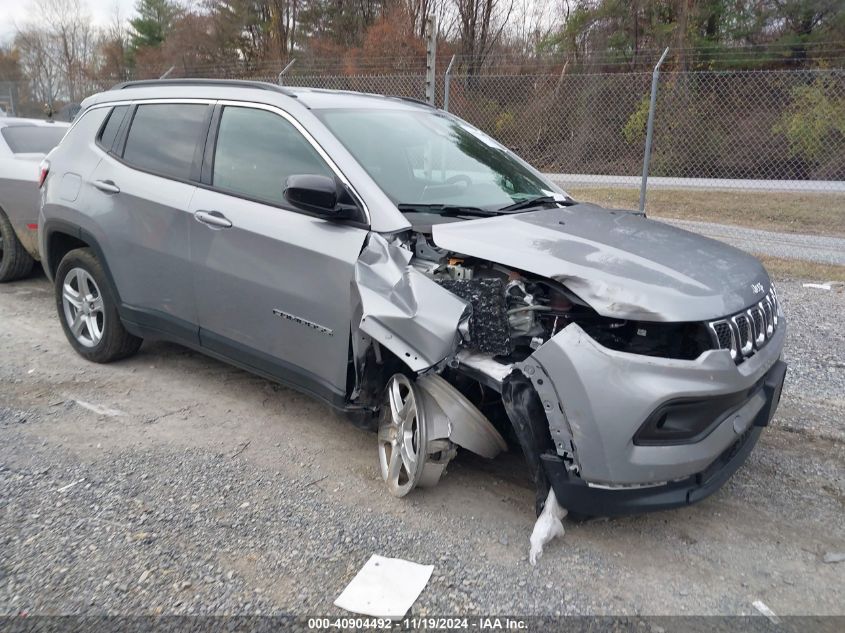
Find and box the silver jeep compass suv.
[39,79,787,518]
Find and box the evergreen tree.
[129,0,178,52]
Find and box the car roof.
[85,79,435,113]
[0,117,70,129]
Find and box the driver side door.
[189,104,368,405]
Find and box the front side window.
[213,106,333,205]
[1,125,67,154]
[123,104,208,180]
[315,108,564,212]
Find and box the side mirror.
[284,174,355,219]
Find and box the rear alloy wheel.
[55,248,142,363]
[0,209,35,282]
[61,267,105,347]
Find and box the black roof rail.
[109,78,297,97]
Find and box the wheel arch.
[42,220,122,305]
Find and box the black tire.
[0,208,35,282]
[55,247,142,363]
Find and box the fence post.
[278,59,296,85]
[443,54,457,111]
[639,47,669,213]
[425,15,437,105]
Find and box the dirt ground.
[1,272,843,617]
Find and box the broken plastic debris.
[334,554,433,619]
[822,552,845,564]
[752,599,780,624]
[528,488,567,566]
[56,478,85,493]
[74,400,126,417]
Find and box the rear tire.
[55,247,142,363]
[0,209,35,282]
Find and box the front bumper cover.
[525,316,787,485]
[541,358,786,516]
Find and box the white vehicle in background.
[0,117,69,281]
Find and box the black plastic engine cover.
[438,278,511,355]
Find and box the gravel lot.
[1,272,843,617]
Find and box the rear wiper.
[497,195,560,212]
[397,203,499,217]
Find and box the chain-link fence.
[283,67,845,193]
[6,65,845,196]
[283,67,845,194]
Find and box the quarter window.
[212,106,332,205]
[97,105,128,152]
[1,125,67,154]
[123,104,208,180]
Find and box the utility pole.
[425,15,437,106]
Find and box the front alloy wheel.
[378,373,428,497]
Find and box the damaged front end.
[351,232,510,496]
[349,227,634,506]
[349,208,786,537]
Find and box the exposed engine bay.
[409,232,714,363]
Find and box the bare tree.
[96,5,131,85]
[16,0,97,105]
[14,27,62,112]
[455,0,515,74]
[38,0,96,101]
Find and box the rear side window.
[1,125,67,154]
[123,104,208,180]
[97,105,128,152]
[212,106,332,205]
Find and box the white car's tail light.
[38,159,50,188]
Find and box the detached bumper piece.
[542,359,787,517]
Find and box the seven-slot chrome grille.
[707,286,781,362]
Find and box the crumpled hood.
[432,203,771,322]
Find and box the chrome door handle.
[194,210,232,229]
[93,179,120,194]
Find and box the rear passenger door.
[188,103,368,404]
[88,101,212,340]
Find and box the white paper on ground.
[334,554,434,619]
[802,283,831,290]
[752,599,780,624]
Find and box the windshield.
[1,125,67,154]
[315,108,565,212]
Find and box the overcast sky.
[0,0,137,45]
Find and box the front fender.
[353,233,467,372]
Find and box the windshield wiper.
[497,195,560,212]
[397,203,500,217]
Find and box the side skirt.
[120,305,349,411]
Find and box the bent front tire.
[55,247,142,363]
